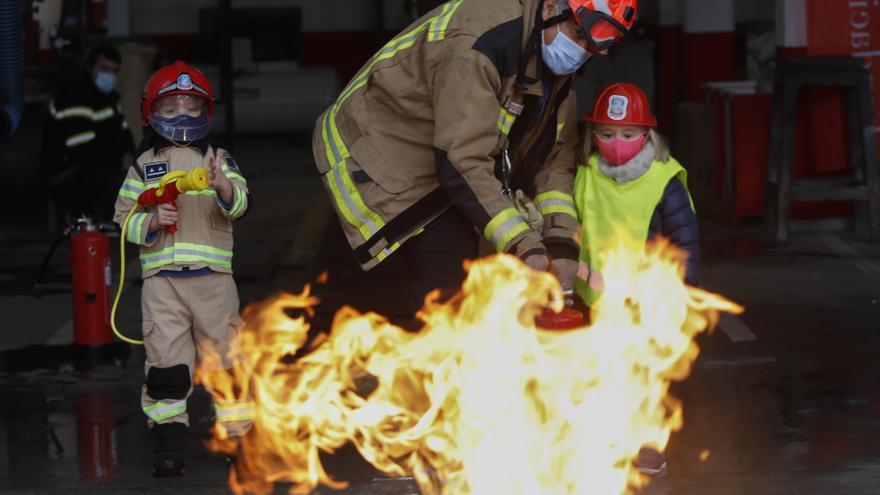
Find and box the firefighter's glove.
[523,253,550,272]
[514,190,544,232]
[550,258,579,292]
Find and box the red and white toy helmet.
[585,82,657,127]
[141,60,214,142]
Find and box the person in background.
[42,44,135,229]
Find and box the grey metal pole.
[218,0,233,150]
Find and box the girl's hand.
[577,261,604,292]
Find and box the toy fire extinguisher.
[69,216,113,347]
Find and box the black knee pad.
[146,364,191,400]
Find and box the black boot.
[152,422,187,477]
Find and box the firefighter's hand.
[150,204,178,231]
[207,155,234,204]
[523,253,550,272]
[550,258,579,291]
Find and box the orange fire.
[197,240,741,495]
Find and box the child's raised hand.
[207,153,234,204]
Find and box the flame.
[198,239,741,495]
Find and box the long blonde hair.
[580,123,670,165]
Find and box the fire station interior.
[0,0,878,493]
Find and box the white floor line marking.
[718,313,758,342]
[46,318,73,346]
[820,232,880,284]
[696,355,778,369]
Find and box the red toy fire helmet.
[584,82,657,127]
[141,61,214,142]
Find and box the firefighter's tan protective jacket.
[313,0,581,270]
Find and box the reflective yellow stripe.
[119,189,139,201]
[214,401,255,422]
[535,191,577,219]
[126,212,149,244]
[556,122,565,142]
[92,107,114,121]
[427,0,463,42]
[119,178,144,201]
[52,105,92,120]
[321,0,464,250]
[221,163,246,183]
[484,208,530,253]
[144,400,187,422]
[497,108,516,135]
[185,189,217,197]
[227,184,246,217]
[140,243,233,271]
[65,131,96,148]
[51,105,114,121]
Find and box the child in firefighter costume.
[113,61,253,477]
[573,81,700,475]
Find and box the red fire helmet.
[584,82,657,127]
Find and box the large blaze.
[197,240,742,495]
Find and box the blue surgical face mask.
[542,26,592,76]
[95,71,117,94]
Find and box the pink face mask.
[596,134,647,166]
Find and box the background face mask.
[95,71,117,94]
[542,27,592,76]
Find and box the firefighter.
[42,44,136,229]
[113,61,253,477]
[313,0,638,315]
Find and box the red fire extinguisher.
[76,390,118,481]
[69,217,113,348]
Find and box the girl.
[574,81,699,308]
[573,81,700,477]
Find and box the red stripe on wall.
[681,32,735,101]
[656,25,682,134]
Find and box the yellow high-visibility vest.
[573,154,693,305]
